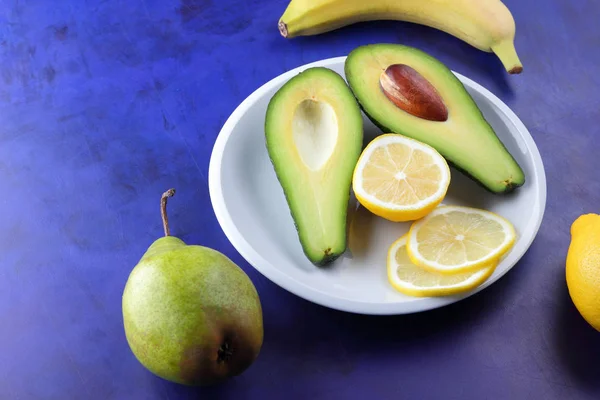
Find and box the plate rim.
[208,56,547,315]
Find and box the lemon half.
[352,134,450,222]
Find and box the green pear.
[122,189,264,386]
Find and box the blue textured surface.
[1,0,599,399]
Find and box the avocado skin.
[278,193,347,267]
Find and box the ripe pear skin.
[123,232,264,385]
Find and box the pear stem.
[161,189,176,236]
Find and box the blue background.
[1,0,599,398]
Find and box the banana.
[278,0,523,74]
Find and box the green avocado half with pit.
[265,67,363,266]
[344,44,525,194]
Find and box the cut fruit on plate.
[265,67,364,266]
[407,205,516,275]
[388,235,497,297]
[345,44,525,194]
[352,133,451,222]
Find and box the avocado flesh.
[345,44,525,194]
[265,67,363,266]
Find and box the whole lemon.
[566,213,600,332]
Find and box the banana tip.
[508,65,523,74]
[278,21,288,38]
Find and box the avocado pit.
[379,64,448,122]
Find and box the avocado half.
[345,44,525,194]
[265,67,363,266]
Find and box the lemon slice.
[388,235,496,297]
[407,205,516,274]
[352,134,451,222]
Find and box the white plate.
[208,57,546,315]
